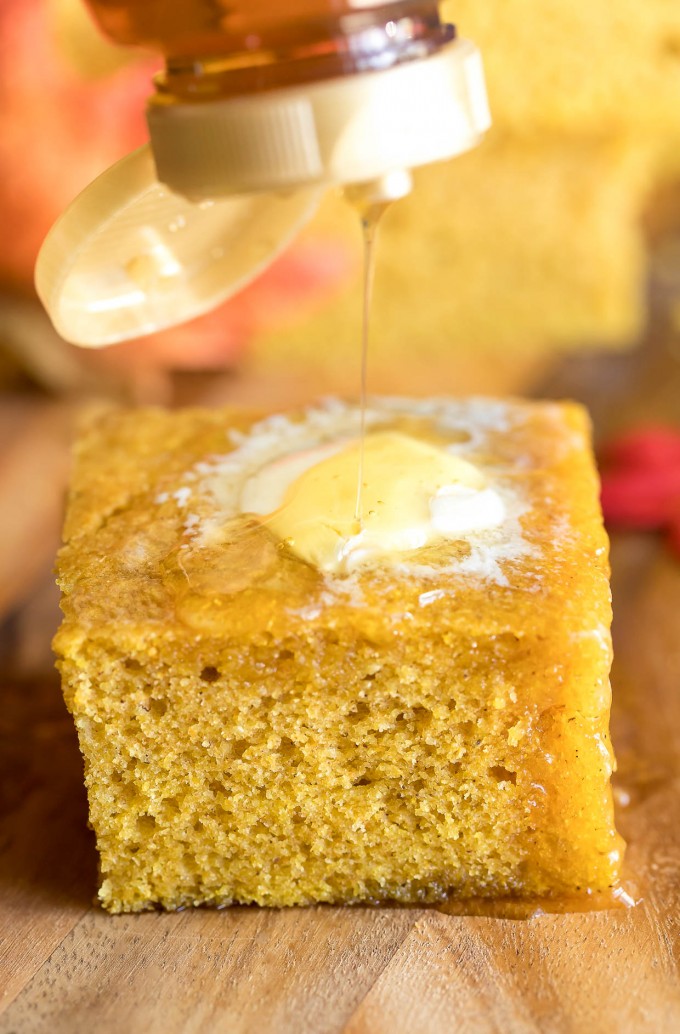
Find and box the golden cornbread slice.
[54,398,622,913]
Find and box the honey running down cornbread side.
[54,398,622,913]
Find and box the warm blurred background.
[1,0,680,404]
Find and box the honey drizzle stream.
[354,202,388,524]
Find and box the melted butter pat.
[240,431,506,574]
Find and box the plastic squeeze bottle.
[36,0,490,347]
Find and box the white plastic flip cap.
[35,38,490,347]
[35,146,323,347]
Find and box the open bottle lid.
[36,38,489,348]
[35,145,323,347]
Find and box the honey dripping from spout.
[355,202,386,525]
[345,171,412,528]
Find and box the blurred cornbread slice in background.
[251,136,653,392]
[245,3,678,386]
[447,0,680,140]
[379,138,653,352]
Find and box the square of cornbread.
[54,398,622,913]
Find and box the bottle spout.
[344,170,414,212]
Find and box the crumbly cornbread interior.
[54,399,622,913]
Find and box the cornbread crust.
[55,398,622,913]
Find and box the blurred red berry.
[600,426,680,471]
[600,426,680,557]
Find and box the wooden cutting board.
[1,339,679,1033]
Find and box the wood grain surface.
[1,329,679,1033]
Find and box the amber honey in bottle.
[86,1,455,94]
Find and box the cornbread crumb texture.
[55,400,621,913]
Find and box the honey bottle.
[36,1,490,346]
